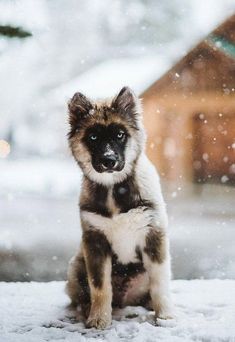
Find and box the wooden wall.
[143,92,235,183]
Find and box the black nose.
[101,155,117,169]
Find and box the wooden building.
[142,15,235,185]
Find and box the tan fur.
[85,253,112,329]
[106,188,120,215]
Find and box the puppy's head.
[68,87,145,185]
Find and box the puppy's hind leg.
[66,252,91,318]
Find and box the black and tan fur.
[66,87,174,329]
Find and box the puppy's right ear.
[68,92,93,129]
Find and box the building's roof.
[142,14,235,97]
[49,14,235,106]
[206,14,235,60]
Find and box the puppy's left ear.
[112,86,141,119]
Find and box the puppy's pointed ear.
[68,92,93,129]
[112,86,141,119]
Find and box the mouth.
[92,161,125,173]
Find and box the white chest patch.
[81,208,154,264]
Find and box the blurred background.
[0,0,235,282]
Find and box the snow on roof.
[50,56,171,103]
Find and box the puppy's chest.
[82,180,152,264]
[106,208,148,263]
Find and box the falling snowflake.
[221,175,229,183]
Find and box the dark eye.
[117,131,125,139]
[89,134,97,141]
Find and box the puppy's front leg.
[143,227,175,320]
[83,229,112,329]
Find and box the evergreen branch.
[0,25,32,38]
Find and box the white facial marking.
[103,144,115,157]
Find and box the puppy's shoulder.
[135,153,162,196]
[135,153,168,229]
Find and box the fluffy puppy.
[66,87,174,329]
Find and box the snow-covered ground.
[168,185,235,279]
[0,280,234,342]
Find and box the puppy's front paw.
[155,305,176,320]
[86,313,111,329]
[156,309,176,320]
